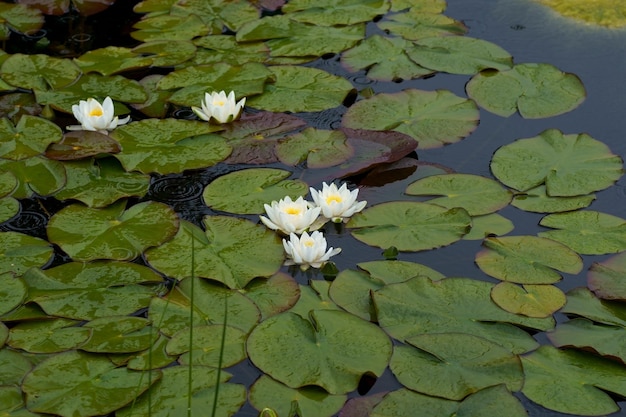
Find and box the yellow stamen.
[285,207,301,215]
[303,239,315,247]
[89,108,103,117]
[326,195,343,204]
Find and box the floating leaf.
[288,281,342,319]
[491,282,566,318]
[0,53,80,90]
[511,184,595,213]
[521,345,626,416]
[0,196,19,223]
[282,0,389,25]
[376,9,466,40]
[0,347,32,385]
[0,115,62,160]
[110,118,230,174]
[73,46,153,76]
[7,318,90,353]
[538,210,626,255]
[0,3,43,39]
[249,375,346,417]
[490,129,624,196]
[456,384,528,417]
[243,272,300,319]
[371,389,457,417]
[475,236,583,284]
[340,35,433,82]
[466,63,586,118]
[47,200,179,261]
[562,287,626,327]
[247,310,392,395]
[348,201,471,251]
[373,276,554,353]
[54,157,150,207]
[0,272,26,316]
[202,167,308,214]
[80,316,153,353]
[167,324,247,367]
[131,13,209,42]
[463,213,514,240]
[391,333,523,400]
[132,40,197,67]
[145,218,283,289]
[0,92,42,122]
[342,89,480,149]
[45,131,122,160]
[171,0,259,32]
[124,333,175,371]
[549,318,626,363]
[247,66,355,112]
[192,35,268,66]
[405,173,512,215]
[588,252,626,300]
[0,231,53,276]
[23,351,159,416]
[0,156,66,198]
[276,127,354,168]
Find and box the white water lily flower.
[310,182,367,223]
[283,231,341,269]
[66,96,130,133]
[192,90,246,124]
[260,196,321,235]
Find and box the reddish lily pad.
[277,127,354,168]
[45,130,121,160]
[588,252,626,300]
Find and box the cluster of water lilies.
[66,90,246,132]
[260,182,367,270]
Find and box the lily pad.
[340,35,434,82]
[80,316,153,353]
[0,196,19,223]
[247,310,392,395]
[202,167,308,214]
[0,272,27,316]
[0,231,53,276]
[490,129,624,196]
[249,375,346,417]
[373,276,554,353]
[132,40,197,67]
[521,345,626,416]
[371,389,458,417]
[562,287,626,327]
[0,347,32,385]
[0,92,42,121]
[406,36,513,74]
[131,13,209,42]
[276,127,354,168]
[170,0,259,32]
[588,252,626,300]
[47,200,179,261]
[192,35,268,66]
[44,131,122,160]
[0,3,44,39]
[145,218,284,289]
[347,201,471,251]
[538,210,626,255]
[0,156,66,198]
[110,118,230,174]
[22,350,160,417]
[377,9,467,40]
[405,173,512,215]
[0,115,63,160]
[242,272,301,319]
[511,184,595,213]
[167,324,247,367]
[491,282,566,318]
[288,280,343,319]
[462,213,515,240]
[246,66,355,112]
[73,46,153,76]
[475,235,583,284]
[7,318,90,353]
[54,157,150,207]
[390,333,523,400]
[466,63,586,118]
[342,89,480,149]
[549,318,626,363]
[282,0,389,26]
[0,53,81,90]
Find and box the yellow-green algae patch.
[534,0,626,28]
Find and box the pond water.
[1,0,626,416]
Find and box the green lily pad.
[148,277,261,335]
[391,333,523,400]
[130,74,172,118]
[192,34,268,65]
[511,184,596,213]
[0,156,66,198]
[81,316,153,353]
[73,46,153,76]
[116,365,245,417]
[376,9,467,40]
[0,347,32,385]
[0,53,80,90]
[123,333,176,371]
[247,310,392,395]
[521,345,626,416]
[340,35,433,82]
[44,131,122,160]
[491,282,566,318]
[373,276,554,353]
[202,167,308,214]
[247,66,355,112]
[0,196,19,223]
[329,260,444,321]
[456,384,528,417]
[110,118,230,174]
[475,235,583,284]
[236,15,364,57]
[7,318,90,353]
[490,129,623,196]
[167,324,247,367]
[47,200,179,261]
[249,375,346,417]
[22,350,160,416]
[342,89,480,149]
[466,63,586,118]
[549,318,626,363]
[0,92,42,122]
[588,252,626,300]
[146,218,283,288]
[347,201,471,251]
[371,389,458,417]
[0,272,26,316]
[132,40,197,67]
[405,173,512,215]
[0,385,39,417]
[242,272,300,319]
[0,231,53,276]
[288,280,343,319]
[54,157,150,207]
[0,3,43,39]
[23,260,164,320]
[562,287,626,327]
[463,213,514,240]
[283,0,389,25]
[171,0,259,32]
[407,36,513,74]
[276,127,354,168]
[0,115,63,160]
[131,13,209,42]
[538,210,626,255]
